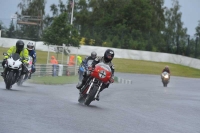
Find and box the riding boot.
[1,69,6,79]
[76,80,86,89]
[1,72,3,77]
[76,76,88,89]
[28,73,32,79]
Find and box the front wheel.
[163,83,167,87]
[162,80,168,87]
[84,85,98,106]
[5,71,14,89]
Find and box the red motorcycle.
[78,62,112,106]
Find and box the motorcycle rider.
[1,40,29,79]
[77,51,97,83]
[77,49,115,101]
[161,66,170,80]
[26,42,37,79]
[162,66,170,74]
[81,51,97,66]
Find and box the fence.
[0,61,79,77]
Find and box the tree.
[164,0,187,54]
[7,20,15,38]
[195,20,200,37]
[0,21,8,37]
[16,0,46,40]
[42,12,79,47]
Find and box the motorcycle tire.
[84,85,98,106]
[5,71,14,90]
[17,74,26,86]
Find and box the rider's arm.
[4,46,15,59]
[91,57,100,68]
[82,57,88,65]
[32,51,37,64]
[22,49,29,64]
[109,63,115,83]
[111,64,115,76]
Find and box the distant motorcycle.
[78,62,112,106]
[17,56,33,86]
[161,72,170,87]
[78,59,94,82]
[3,53,23,89]
[78,62,87,82]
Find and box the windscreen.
[11,53,20,61]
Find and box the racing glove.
[23,60,29,66]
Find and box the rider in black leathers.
[77,49,115,101]
[81,51,97,67]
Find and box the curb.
[114,76,133,84]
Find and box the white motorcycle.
[161,72,170,87]
[3,53,23,89]
[17,56,33,86]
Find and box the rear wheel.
[84,85,98,106]
[5,71,14,89]
[17,75,25,86]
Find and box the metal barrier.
[0,61,79,77]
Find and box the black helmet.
[16,40,24,51]
[91,51,97,59]
[104,49,114,63]
[165,66,169,70]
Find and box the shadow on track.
[77,102,104,110]
[1,88,22,91]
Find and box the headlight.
[164,75,169,78]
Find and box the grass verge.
[28,76,79,85]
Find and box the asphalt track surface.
[0,72,200,133]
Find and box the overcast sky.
[0,0,199,36]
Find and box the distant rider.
[77,49,115,101]
[26,42,37,79]
[81,51,97,67]
[77,51,97,84]
[161,66,170,80]
[162,66,170,74]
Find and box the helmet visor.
[17,45,24,51]
[27,45,34,50]
[107,54,112,59]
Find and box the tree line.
[0,0,200,58]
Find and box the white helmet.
[27,42,34,50]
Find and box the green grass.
[1,46,200,80]
[28,76,79,85]
[113,58,200,78]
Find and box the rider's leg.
[76,75,88,89]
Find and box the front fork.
[86,78,103,99]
